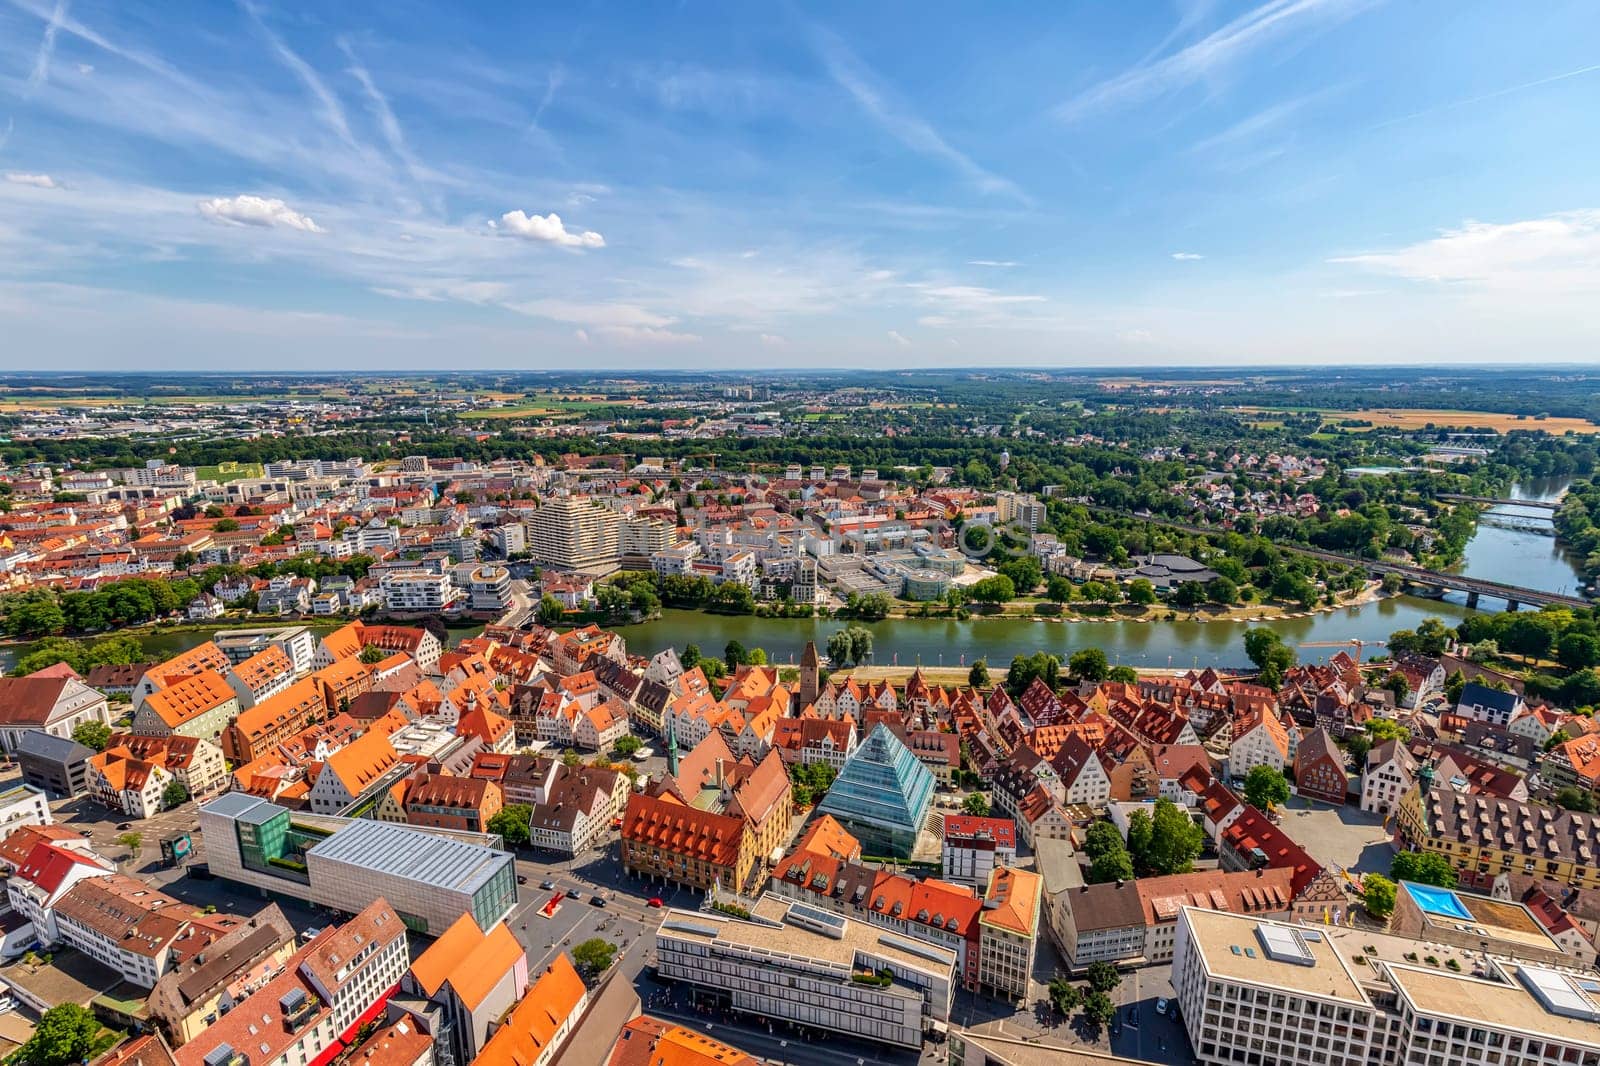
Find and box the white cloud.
[1171,252,1205,260]
[887,330,910,347]
[507,300,669,328]
[574,329,590,344]
[76,62,93,74]
[1120,328,1154,342]
[598,325,700,344]
[492,210,604,248]
[197,194,324,232]
[968,259,1017,268]
[1332,211,1600,291]
[373,281,509,304]
[1056,0,1368,121]
[917,284,1045,308]
[759,333,786,347]
[5,172,57,189]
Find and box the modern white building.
[199,794,518,936]
[653,894,956,1049]
[213,625,318,678]
[462,564,513,612]
[382,570,457,612]
[0,781,53,841]
[1173,905,1600,1066]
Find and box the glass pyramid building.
[815,723,936,858]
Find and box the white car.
[1156,997,1170,1016]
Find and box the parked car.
[566,889,581,899]
[540,880,556,891]
[647,897,664,908]
[590,895,608,908]
[1156,998,1170,1016]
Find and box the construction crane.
[1299,638,1385,663]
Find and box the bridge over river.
[1097,509,1592,612]
[1438,493,1561,511]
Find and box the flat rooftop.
[1389,963,1600,1049]
[307,818,512,896]
[659,894,957,983]
[1181,907,1368,1005]
[1403,881,1563,954]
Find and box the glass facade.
[816,725,936,858]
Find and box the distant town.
[4,368,1600,1066]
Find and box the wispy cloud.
[198,194,324,232]
[1171,251,1204,260]
[887,329,910,347]
[1056,0,1369,121]
[25,0,69,95]
[5,172,57,188]
[240,1,357,148]
[339,39,427,188]
[968,259,1017,268]
[759,333,786,347]
[1331,210,1600,292]
[811,26,1029,204]
[1369,62,1600,132]
[491,210,604,248]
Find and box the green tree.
[1108,665,1139,683]
[724,640,747,669]
[14,1003,99,1066]
[72,720,112,753]
[4,591,66,638]
[488,804,532,847]
[358,644,387,665]
[1046,575,1074,604]
[117,831,143,858]
[1047,976,1080,1016]
[1141,797,1205,875]
[1444,668,1467,705]
[1088,847,1134,885]
[161,781,189,810]
[571,937,617,980]
[1005,651,1061,695]
[789,761,838,807]
[1172,581,1206,608]
[968,574,1016,605]
[968,659,990,689]
[1390,850,1456,887]
[1383,673,1410,705]
[1127,578,1158,605]
[1085,960,1122,994]
[681,643,701,670]
[1205,576,1239,605]
[1345,732,1372,765]
[962,793,990,816]
[1069,648,1110,682]
[1559,632,1600,671]
[1243,765,1291,812]
[1362,873,1398,919]
[537,595,567,624]
[1082,989,1116,1029]
[613,735,643,758]
[1555,786,1597,813]
[1243,627,1297,690]
[1366,718,1410,743]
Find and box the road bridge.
[1095,508,1592,611]
[1438,493,1560,511]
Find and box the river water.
[3,481,1582,674]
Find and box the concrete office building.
[1173,906,1600,1066]
[200,794,517,936]
[653,894,956,1049]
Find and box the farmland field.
[1239,406,1600,434]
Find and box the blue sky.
[2,0,1598,370]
